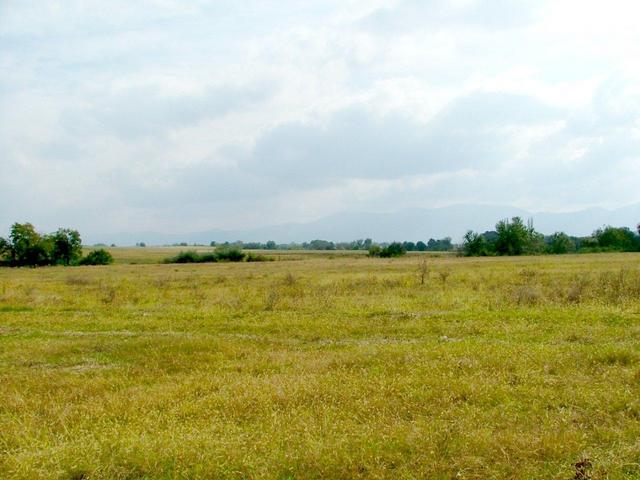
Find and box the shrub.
[246,252,273,262]
[380,242,407,258]
[214,246,245,262]
[164,246,255,264]
[166,251,202,264]
[80,249,114,266]
[368,243,407,258]
[198,253,218,263]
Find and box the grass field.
[1,250,640,479]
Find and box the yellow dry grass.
[1,250,640,479]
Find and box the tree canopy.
[0,222,108,267]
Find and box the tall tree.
[50,228,82,265]
[494,217,542,255]
[462,230,488,256]
[8,222,49,266]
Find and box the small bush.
[164,246,271,264]
[380,242,407,258]
[368,243,406,258]
[79,249,114,266]
[245,252,273,262]
[167,251,202,264]
[198,253,218,263]
[214,246,245,262]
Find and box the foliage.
[164,246,263,264]
[245,252,273,262]
[0,237,10,263]
[462,230,489,256]
[426,237,454,251]
[166,251,202,264]
[546,232,575,254]
[79,249,114,266]
[369,242,407,258]
[0,223,90,267]
[593,226,637,251]
[494,217,543,256]
[304,239,336,250]
[51,228,83,265]
[367,245,382,257]
[5,222,49,266]
[214,245,245,262]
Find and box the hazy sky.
[2,0,640,236]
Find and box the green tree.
[50,228,82,265]
[379,242,407,258]
[426,237,454,251]
[462,230,488,256]
[402,241,416,251]
[547,232,574,254]
[594,226,636,251]
[494,217,543,255]
[0,237,9,263]
[9,222,49,266]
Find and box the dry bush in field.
[566,276,590,304]
[100,285,117,305]
[514,285,543,306]
[439,269,451,287]
[419,259,429,285]
[282,272,296,286]
[264,290,279,310]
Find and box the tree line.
[210,237,454,252]
[2,218,639,267]
[462,217,640,256]
[0,223,113,267]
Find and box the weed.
[419,259,429,285]
[514,285,542,306]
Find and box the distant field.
[1,252,640,479]
[84,246,378,264]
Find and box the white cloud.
[1,0,639,237]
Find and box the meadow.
[1,249,639,479]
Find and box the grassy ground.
[1,250,639,479]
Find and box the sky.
[1,0,640,238]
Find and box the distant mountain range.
[86,203,640,246]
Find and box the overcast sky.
[1,0,640,237]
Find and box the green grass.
[1,251,640,479]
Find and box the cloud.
[360,0,540,33]
[66,83,274,140]
[1,0,640,237]
[244,92,560,185]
